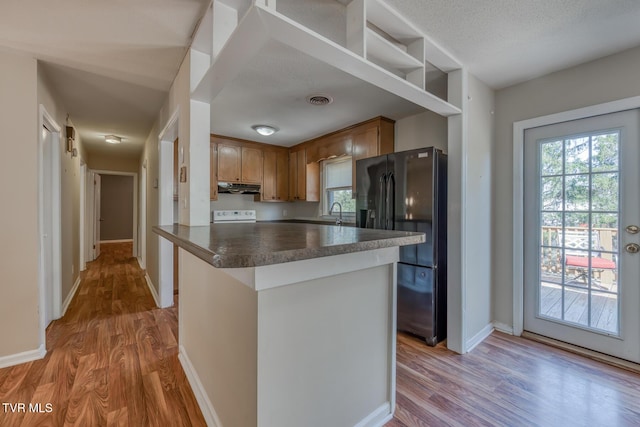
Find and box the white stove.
[212,209,257,223]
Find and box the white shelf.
[365,28,423,72]
[366,0,422,43]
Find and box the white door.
[41,125,55,327]
[524,109,640,363]
[94,173,101,259]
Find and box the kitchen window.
[322,157,355,216]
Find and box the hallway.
[0,242,206,426]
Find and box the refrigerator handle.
[378,173,386,229]
[386,172,395,230]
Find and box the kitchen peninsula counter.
[154,222,424,427]
[153,222,423,269]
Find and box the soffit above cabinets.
[191,1,461,147]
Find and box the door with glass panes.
[523,109,640,363]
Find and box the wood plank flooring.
[0,242,206,427]
[4,242,640,426]
[387,332,640,427]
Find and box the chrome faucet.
[329,202,343,226]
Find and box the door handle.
[386,172,395,230]
[625,243,640,254]
[378,173,386,229]
[626,225,639,234]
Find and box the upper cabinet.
[217,142,242,182]
[241,146,263,184]
[351,117,394,194]
[262,148,289,202]
[214,136,264,185]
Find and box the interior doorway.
[38,105,62,339]
[85,170,139,263]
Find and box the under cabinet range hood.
[218,182,261,194]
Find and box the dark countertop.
[153,222,424,268]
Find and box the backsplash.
[211,194,319,221]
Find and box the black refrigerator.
[356,147,447,346]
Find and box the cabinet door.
[210,142,218,200]
[262,150,277,201]
[217,143,241,182]
[241,146,263,184]
[276,150,289,201]
[296,149,306,201]
[352,125,379,193]
[289,152,297,201]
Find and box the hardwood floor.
[387,332,640,427]
[4,244,640,426]
[0,242,205,427]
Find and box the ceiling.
[2,0,640,157]
[0,0,209,160]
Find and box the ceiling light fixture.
[252,125,278,136]
[105,135,121,144]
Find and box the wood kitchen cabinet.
[261,149,289,202]
[213,136,264,185]
[351,117,394,194]
[289,148,318,201]
[241,146,263,184]
[217,142,241,182]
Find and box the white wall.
[493,45,640,329]
[463,74,494,345]
[0,51,40,358]
[395,110,448,152]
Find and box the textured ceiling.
[2,0,640,157]
[382,0,640,88]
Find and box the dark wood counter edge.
[152,224,424,269]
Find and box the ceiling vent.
[306,94,333,106]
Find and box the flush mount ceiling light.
[105,135,121,144]
[306,94,333,106]
[251,125,278,136]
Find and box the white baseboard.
[354,402,393,427]
[493,321,514,335]
[61,276,82,316]
[466,323,494,353]
[0,345,46,369]
[136,256,146,270]
[144,273,160,308]
[100,239,133,243]
[179,346,222,427]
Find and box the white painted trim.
[61,276,82,316]
[465,323,494,352]
[144,272,160,308]
[0,345,46,369]
[191,5,461,116]
[353,403,393,427]
[179,346,223,427]
[512,95,640,337]
[38,104,62,352]
[91,169,139,258]
[493,322,514,335]
[100,239,134,244]
[139,157,147,270]
[79,162,86,271]
[158,107,179,309]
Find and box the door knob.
[626,225,639,234]
[625,243,640,254]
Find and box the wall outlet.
[282,209,287,217]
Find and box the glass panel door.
[524,109,640,363]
